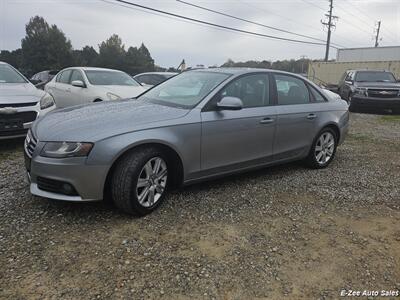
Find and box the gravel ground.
[0,113,399,299]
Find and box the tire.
[304,128,338,169]
[111,147,169,216]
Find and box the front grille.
[0,111,38,123]
[367,89,400,98]
[37,177,79,196]
[24,130,37,158]
[0,102,37,108]
[0,128,28,137]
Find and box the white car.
[0,61,55,139]
[45,67,146,108]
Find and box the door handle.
[306,113,317,120]
[66,88,71,93]
[260,117,274,124]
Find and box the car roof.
[190,67,307,77]
[134,72,178,76]
[62,67,126,72]
[347,69,391,73]
[0,61,9,65]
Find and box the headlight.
[107,92,121,101]
[40,93,55,109]
[41,142,93,158]
[354,87,368,96]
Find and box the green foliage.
[21,16,73,76]
[221,58,312,74]
[1,16,155,77]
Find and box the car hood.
[355,82,400,89]
[99,85,146,98]
[34,99,190,142]
[0,83,44,104]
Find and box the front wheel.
[305,128,337,169]
[111,147,169,216]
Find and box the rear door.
[272,73,321,160]
[201,73,277,173]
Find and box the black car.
[30,70,59,90]
[338,69,400,114]
[133,72,178,87]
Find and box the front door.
[201,73,277,174]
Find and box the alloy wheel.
[136,157,168,207]
[314,132,335,165]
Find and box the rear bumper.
[350,96,400,113]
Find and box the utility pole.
[321,0,338,62]
[374,21,381,47]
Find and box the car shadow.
[31,160,305,220]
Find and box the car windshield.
[0,64,27,83]
[355,71,396,82]
[85,70,140,86]
[140,71,231,108]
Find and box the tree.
[0,49,23,70]
[21,16,73,76]
[72,46,98,66]
[97,34,126,70]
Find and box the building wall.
[337,46,400,62]
[308,60,400,86]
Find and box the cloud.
[1,0,398,67]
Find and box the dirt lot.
[0,113,399,300]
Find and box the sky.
[0,0,399,68]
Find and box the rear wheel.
[305,128,337,169]
[111,147,169,216]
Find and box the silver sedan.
[25,68,349,215]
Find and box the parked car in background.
[338,69,400,113]
[0,61,55,139]
[45,67,146,108]
[26,68,349,216]
[133,72,178,88]
[30,70,58,90]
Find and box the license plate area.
[0,119,23,131]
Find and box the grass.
[380,115,400,122]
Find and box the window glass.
[58,70,72,84]
[220,74,270,108]
[0,64,27,83]
[85,70,140,86]
[275,74,310,105]
[309,85,326,102]
[355,71,396,83]
[141,71,230,109]
[70,70,85,83]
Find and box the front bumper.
[25,142,108,202]
[0,103,55,140]
[350,96,400,113]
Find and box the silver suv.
[25,68,349,215]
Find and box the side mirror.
[71,80,85,88]
[216,96,243,110]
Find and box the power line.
[106,0,338,48]
[237,0,352,48]
[176,0,345,47]
[344,0,399,42]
